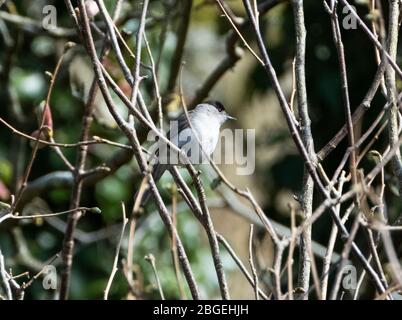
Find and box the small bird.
[137,100,236,207]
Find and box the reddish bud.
[42,103,53,132]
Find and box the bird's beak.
[226,114,237,120]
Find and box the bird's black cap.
[207,100,225,112]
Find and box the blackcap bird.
[137,100,236,207]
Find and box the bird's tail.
[134,163,167,209]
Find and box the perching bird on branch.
[136,100,236,207]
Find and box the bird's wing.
[151,110,194,162]
[167,111,192,141]
[140,112,196,206]
[166,110,197,151]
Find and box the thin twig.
[104,202,128,300]
[0,206,100,225]
[145,254,165,300]
[248,225,259,300]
